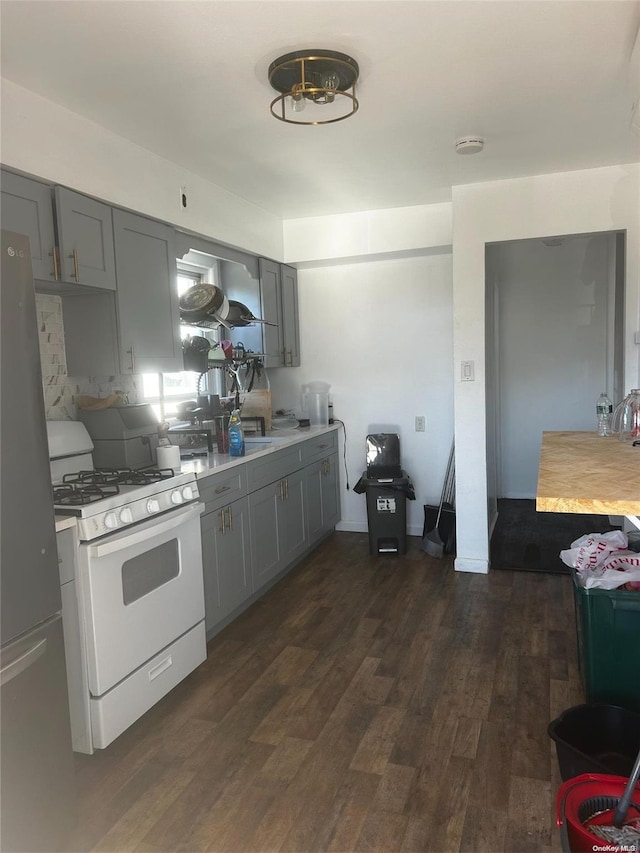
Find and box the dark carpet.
[490,498,617,574]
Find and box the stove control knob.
[182,486,194,501]
[104,512,119,530]
[120,507,133,524]
[170,490,184,505]
[146,498,160,514]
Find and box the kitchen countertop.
[51,426,341,529]
[536,430,640,516]
[175,424,340,480]
[55,514,77,532]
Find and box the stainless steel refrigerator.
[1,230,76,851]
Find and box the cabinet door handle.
[227,506,233,532]
[49,247,60,280]
[284,478,289,500]
[69,248,80,281]
[127,346,136,373]
[278,480,284,501]
[286,349,292,366]
[215,484,231,495]
[218,508,225,534]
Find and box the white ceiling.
[1,0,639,220]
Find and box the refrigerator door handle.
[0,638,47,686]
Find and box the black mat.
[490,498,617,574]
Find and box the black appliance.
[1,230,77,851]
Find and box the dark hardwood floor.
[67,532,581,852]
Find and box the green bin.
[572,570,640,711]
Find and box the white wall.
[491,234,615,499]
[453,164,640,574]
[284,203,453,263]
[267,253,454,535]
[0,79,283,260]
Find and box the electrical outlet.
[415,415,425,432]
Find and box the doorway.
[486,231,625,571]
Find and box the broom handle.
[613,744,640,827]
[436,443,455,527]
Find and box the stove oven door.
[77,502,205,697]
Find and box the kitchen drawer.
[245,445,304,493]
[90,620,206,749]
[302,430,338,464]
[198,466,247,512]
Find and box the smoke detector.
[455,136,484,155]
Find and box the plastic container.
[572,570,640,711]
[227,409,245,457]
[301,381,330,427]
[556,773,640,853]
[548,703,640,780]
[595,392,613,436]
[213,414,230,453]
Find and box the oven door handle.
[87,503,204,558]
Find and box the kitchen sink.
[244,434,295,445]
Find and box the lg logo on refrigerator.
[6,246,25,258]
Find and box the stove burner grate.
[53,483,121,506]
[62,467,177,487]
[103,467,176,485]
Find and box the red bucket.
[556,773,640,852]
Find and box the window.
[142,271,216,421]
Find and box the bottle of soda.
[596,392,613,436]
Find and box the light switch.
[461,360,475,381]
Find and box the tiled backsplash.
[36,294,140,420]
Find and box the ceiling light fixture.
[268,49,359,125]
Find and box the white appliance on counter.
[47,421,206,753]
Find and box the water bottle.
[596,392,613,436]
[227,409,245,457]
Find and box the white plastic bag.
[560,531,628,571]
[582,552,640,590]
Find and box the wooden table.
[537,431,640,529]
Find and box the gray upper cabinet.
[54,187,116,290]
[258,258,300,367]
[113,209,182,374]
[280,264,300,367]
[0,170,58,282]
[259,257,283,363]
[0,170,116,289]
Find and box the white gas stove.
[47,420,206,754]
[47,421,200,541]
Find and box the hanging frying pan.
[179,284,231,328]
[226,299,276,327]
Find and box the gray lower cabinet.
[199,432,339,638]
[249,467,307,592]
[305,452,340,546]
[0,170,58,282]
[201,496,251,633]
